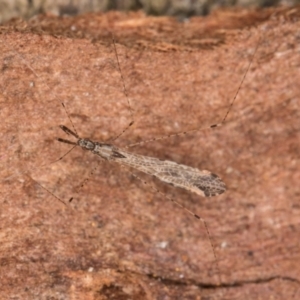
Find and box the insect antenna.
[59,125,79,138]
[56,125,80,146]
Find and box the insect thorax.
[78,139,115,160]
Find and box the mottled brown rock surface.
[1,8,300,300]
[0,0,297,23]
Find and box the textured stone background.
[1,6,300,300]
[1,0,300,22]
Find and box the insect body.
[58,125,226,198]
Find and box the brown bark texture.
[0,7,300,300]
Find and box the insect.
[58,123,226,199]
[51,37,256,208]
[50,38,259,288]
[1,32,260,292]
[54,38,258,208]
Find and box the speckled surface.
[1,8,300,300]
